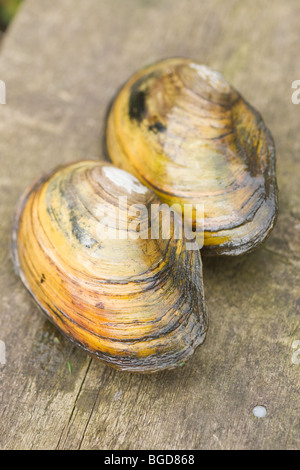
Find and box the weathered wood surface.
[0,0,299,450]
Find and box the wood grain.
[0,0,299,450]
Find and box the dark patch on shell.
[129,89,147,123]
[148,122,166,133]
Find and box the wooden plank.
[0,0,299,450]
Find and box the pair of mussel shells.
[12,58,278,373]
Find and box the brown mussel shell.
[11,160,207,373]
[105,58,278,255]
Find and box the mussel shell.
[105,58,278,255]
[11,160,207,372]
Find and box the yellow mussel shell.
[105,58,278,255]
[11,160,207,372]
